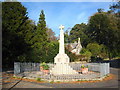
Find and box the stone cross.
[59,25,64,30]
[59,25,65,54]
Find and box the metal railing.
[14,62,110,80]
[14,62,40,75]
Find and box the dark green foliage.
[69,23,90,47]
[87,13,109,44]
[31,10,47,48]
[65,45,76,62]
[24,10,58,63]
[2,2,58,68]
[87,12,120,59]
[64,30,70,43]
[46,41,59,63]
[30,10,50,63]
[99,44,108,59]
[65,46,89,62]
[80,48,92,62]
[86,43,102,57]
[65,48,76,62]
[2,2,31,67]
[86,43,108,61]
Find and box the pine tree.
[30,10,48,62]
[37,10,48,44]
[2,2,30,67]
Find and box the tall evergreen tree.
[30,10,48,62]
[2,1,30,67]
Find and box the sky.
[21,2,113,36]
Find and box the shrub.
[80,48,92,62]
[87,43,102,57]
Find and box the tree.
[108,1,120,57]
[69,23,90,47]
[29,10,48,62]
[64,30,70,43]
[2,1,31,67]
[87,11,120,59]
[109,1,120,17]
[46,27,57,41]
[86,43,102,57]
[46,41,59,63]
[97,8,104,13]
[23,20,36,45]
[80,48,92,62]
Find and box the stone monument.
[50,25,78,75]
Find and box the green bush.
[80,48,92,62]
[87,43,102,57]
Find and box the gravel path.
[2,68,119,88]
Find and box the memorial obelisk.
[50,25,78,75]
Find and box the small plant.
[81,65,88,74]
[13,76,17,78]
[81,65,88,68]
[40,62,49,70]
[36,78,41,81]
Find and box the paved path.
[2,68,119,89]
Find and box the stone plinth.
[54,53,69,64]
[50,63,78,75]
